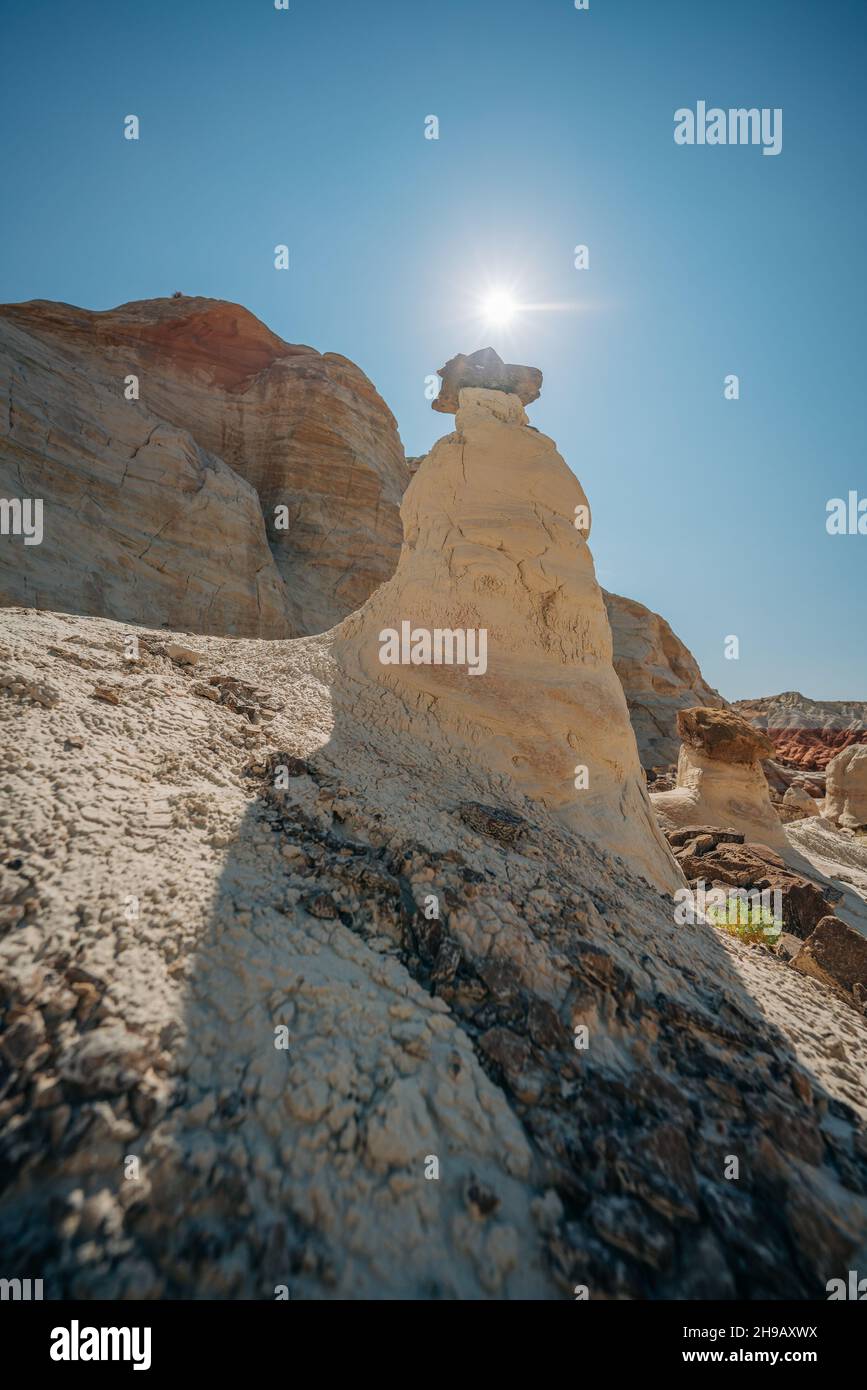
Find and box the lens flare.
[480,288,518,327]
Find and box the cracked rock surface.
[2,608,867,1299]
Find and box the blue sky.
[2,0,865,699]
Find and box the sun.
[480,288,518,328]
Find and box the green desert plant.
[705,894,783,945]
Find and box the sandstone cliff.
[0,297,409,637]
[603,590,726,770]
[0,311,289,637]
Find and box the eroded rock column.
[336,361,681,893]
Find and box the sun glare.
[480,288,518,328]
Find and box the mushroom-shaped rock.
[651,706,786,847]
[824,744,867,829]
[432,348,542,414]
[335,382,681,894]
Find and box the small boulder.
[459,802,528,846]
[782,784,820,819]
[301,891,339,920]
[791,915,867,1010]
[164,643,200,667]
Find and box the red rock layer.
[763,728,867,770]
[734,694,867,772]
[0,297,409,636]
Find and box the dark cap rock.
[676,707,774,764]
[432,347,542,414]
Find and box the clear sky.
[2,0,865,700]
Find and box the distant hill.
[734,691,867,770]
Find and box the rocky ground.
[2,607,867,1300]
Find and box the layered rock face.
[825,745,867,830]
[335,384,680,893]
[734,692,867,771]
[0,312,290,637]
[0,297,409,636]
[651,707,787,848]
[602,590,726,771]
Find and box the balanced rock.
[337,383,680,892]
[652,706,786,847]
[432,348,543,414]
[678,706,774,764]
[824,744,867,830]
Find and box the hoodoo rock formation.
[825,744,867,830]
[335,378,680,893]
[0,297,409,636]
[602,590,726,771]
[651,706,787,848]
